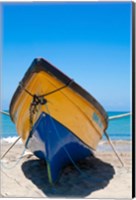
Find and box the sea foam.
[1,136,23,144]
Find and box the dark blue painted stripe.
[26,112,91,183]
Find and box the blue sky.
[1,2,132,111]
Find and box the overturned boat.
[9,58,108,183]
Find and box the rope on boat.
[104,132,124,167]
[0,111,26,169]
[1,136,21,160]
[0,137,31,169]
[19,79,74,98]
[0,146,26,170]
[0,111,22,162]
[0,136,27,169]
[106,112,130,167]
[0,111,26,168]
[0,110,10,116]
[19,79,73,132]
[108,112,131,120]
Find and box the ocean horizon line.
[1,111,132,142]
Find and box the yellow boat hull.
[10,58,108,150]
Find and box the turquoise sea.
[0,111,132,141]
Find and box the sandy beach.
[0,139,132,198]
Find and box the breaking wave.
[1,136,23,144]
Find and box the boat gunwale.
[9,58,108,128]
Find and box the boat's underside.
[26,112,92,183]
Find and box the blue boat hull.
[26,112,92,183]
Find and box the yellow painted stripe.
[10,71,107,150]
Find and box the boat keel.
[26,112,91,184]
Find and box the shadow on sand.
[21,155,115,197]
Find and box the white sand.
[0,140,132,198]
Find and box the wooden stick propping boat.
[9,58,108,183]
